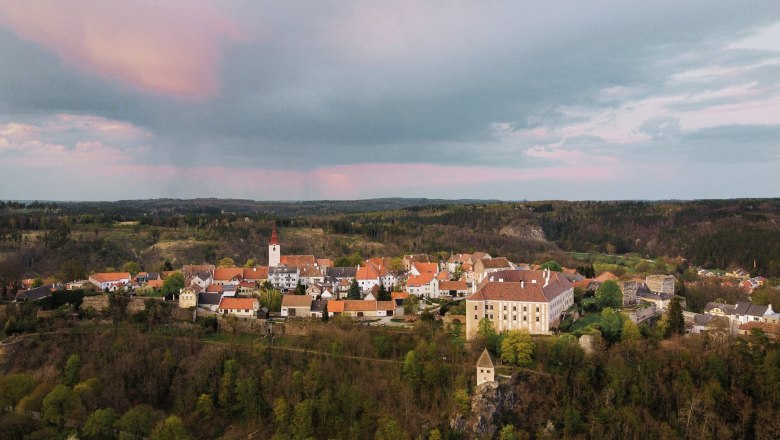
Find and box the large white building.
[465,269,574,339]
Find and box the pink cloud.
[0,1,244,98]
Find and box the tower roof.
[269,225,280,246]
[476,348,494,368]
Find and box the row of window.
[477,314,540,322]
[480,304,541,313]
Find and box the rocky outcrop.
[450,378,517,439]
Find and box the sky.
[1,1,779,201]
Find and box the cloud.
[0,0,244,98]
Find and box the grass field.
[569,313,601,333]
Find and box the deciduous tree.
[500,330,534,367]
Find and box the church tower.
[268,225,281,267]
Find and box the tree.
[31,278,44,288]
[63,354,81,387]
[295,280,305,295]
[375,416,408,440]
[347,279,361,300]
[665,297,686,337]
[403,295,419,315]
[500,330,534,367]
[243,258,256,268]
[290,399,314,440]
[58,259,86,283]
[150,416,191,440]
[160,272,184,299]
[377,283,391,301]
[595,280,623,309]
[121,261,141,276]
[195,394,214,418]
[322,302,329,322]
[0,373,37,413]
[599,308,624,343]
[81,408,118,440]
[116,404,157,439]
[42,385,83,427]
[622,319,641,341]
[478,318,499,354]
[217,257,235,268]
[540,260,562,272]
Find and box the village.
[11,225,780,349]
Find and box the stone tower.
[268,225,280,267]
[476,348,495,386]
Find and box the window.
[523,316,527,321]
[536,306,540,312]
[480,369,483,373]
[513,306,516,311]
[474,315,477,320]
[489,314,493,319]
[523,306,527,312]
[503,305,507,311]
[474,305,477,310]
[536,317,540,322]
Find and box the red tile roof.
[327,300,345,313]
[439,280,468,291]
[219,298,258,310]
[213,267,244,281]
[206,284,224,293]
[281,295,313,308]
[344,300,378,312]
[391,292,410,301]
[356,263,381,280]
[407,273,435,287]
[280,255,317,267]
[269,226,280,245]
[243,266,268,280]
[413,262,438,275]
[90,272,131,283]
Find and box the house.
[326,266,357,282]
[446,253,473,273]
[341,300,395,317]
[474,258,514,283]
[242,267,268,283]
[741,277,766,293]
[89,272,132,291]
[645,275,675,295]
[146,279,164,290]
[190,272,213,289]
[476,348,495,386]
[281,295,312,317]
[733,302,778,325]
[218,297,259,318]
[178,288,198,308]
[15,285,57,302]
[327,300,345,316]
[182,264,215,279]
[299,265,325,287]
[738,321,779,339]
[198,292,222,312]
[269,266,299,292]
[406,273,439,298]
[438,280,469,297]
[410,262,438,277]
[310,300,328,318]
[594,271,619,283]
[212,268,245,286]
[403,254,430,271]
[465,269,574,339]
[356,263,382,293]
[237,281,257,294]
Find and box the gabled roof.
[734,301,768,317]
[182,264,215,278]
[317,258,333,268]
[439,280,468,291]
[479,257,512,269]
[146,279,164,289]
[300,265,324,278]
[356,263,381,280]
[595,271,619,282]
[213,267,244,281]
[344,300,378,312]
[413,262,438,275]
[327,300,345,313]
[219,297,258,310]
[90,272,131,283]
[198,292,222,305]
[407,273,435,287]
[391,292,410,301]
[206,284,224,293]
[327,267,357,278]
[243,266,268,280]
[739,321,779,334]
[468,269,573,302]
[377,301,395,311]
[310,300,328,313]
[281,295,312,308]
[476,349,494,368]
[15,285,55,301]
[280,255,317,267]
[436,271,450,281]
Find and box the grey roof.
[269,266,298,275]
[327,267,357,278]
[15,285,53,301]
[637,285,672,300]
[734,301,768,317]
[198,292,222,305]
[310,300,328,313]
[694,314,714,326]
[704,302,736,315]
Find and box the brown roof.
[439,280,468,291]
[219,298,258,310]
[377,301,395,311]
[146,279,164,289]
[300,265,324,277]
[243,266,268,280]
[595,271,619,282]
[739,322,779,334]
[281,295,312,308]
[480,257,512,269]
[468,270,572,303]
[476,349,494,368]
[413,262,438,275]
[206,284,224,293]
[213,267,244,281]
[316,258,333,268]
[344,300,378,312]
[90,272,131,283]
[356,263,381,280]
[182,264,215,278]
[281,255,317,267]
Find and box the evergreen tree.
[322,302,329,322]
[348,279,361,300]
[295,280,305,295]
[666,297,686,337]
[377,283,391,301]
[63,354,81,387]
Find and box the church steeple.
[268,224,280,267]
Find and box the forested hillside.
[1,198,779,288]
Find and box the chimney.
[499,278,503,283]
[521,281,524,288]
[490,276,494,282]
